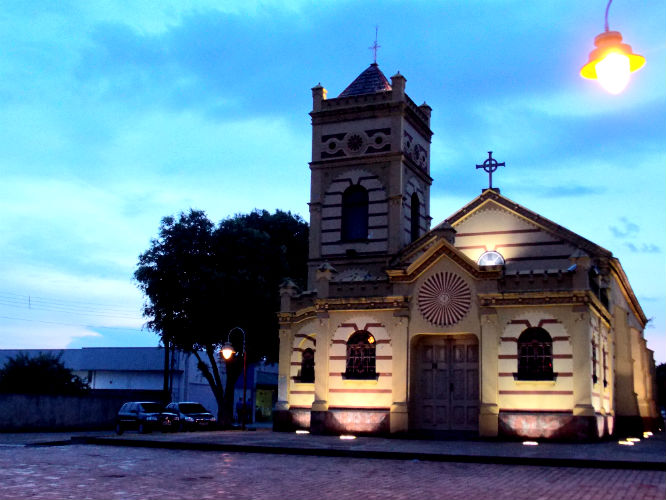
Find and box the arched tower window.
[517,327,554,380]
[345,330,376,379]
[410,192,420,242]
[341,185,369,242]
[300,348,314,383]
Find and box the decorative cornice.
[278,307,318,327]
[401,154,433,183]
[314,296,409,312]
[478,290,612,323]
[311,100,402,125]
[281,297,410,324]
[609,258,647,326]
[310,152,401,169]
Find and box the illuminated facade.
[274,64,658,440]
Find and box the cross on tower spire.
[369,26,380,64]
[476,151,505,191]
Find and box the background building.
[0,347,277,424]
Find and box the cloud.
[530,185,605,198]
[0,265,144,325]
[67,327,158,349]
[74,11,317,120]
[610,217,640,239]
[0,321,101,350]
[625,243,661,253]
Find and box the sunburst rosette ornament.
[418,272,471,326]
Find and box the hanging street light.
[580,0,645,94]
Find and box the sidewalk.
[7,427,664,471]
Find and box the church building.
[274,63,659,440]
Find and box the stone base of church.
[272,408,311,432]
[498,411,604,441]
[310,409,391,435]
[614,415,658,436]
[272,409,293,432]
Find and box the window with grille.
[345,330,376,379]
[299,348,315,383]
[516,327,554,380]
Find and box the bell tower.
[307,64,433,288]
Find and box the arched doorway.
[411,334,479,431]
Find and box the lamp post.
[220,327,247,430]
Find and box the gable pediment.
[387,234,500,283]
[438,190,611,273]
[446,190,611,257]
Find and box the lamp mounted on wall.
[580,0,645,94]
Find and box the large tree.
[134,209,308,424]
[0,352,89,395]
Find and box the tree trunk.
[162,339,170,404]
[192,350,227,425]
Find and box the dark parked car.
[115,401,179,434]
[166,401,217,431]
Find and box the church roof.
[338,63,392,97]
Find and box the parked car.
[166,401,217,431]
[115,401,180,434]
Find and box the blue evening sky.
[1,1,664,362]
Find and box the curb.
[71,436,666,471]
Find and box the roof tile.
[338,63,392,97]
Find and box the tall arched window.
[300,348,314,383]
[341,185,369,241]
[345,330,376,379]
[410,192,420,243]
[517,327,554,380]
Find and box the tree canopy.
[0,352,89,395]
[134,208,308,422]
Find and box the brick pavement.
[0,444,663,500]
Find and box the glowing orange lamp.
[580,0,645,94]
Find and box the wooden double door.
[412,335,479,431]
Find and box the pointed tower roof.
[338,63,392,97]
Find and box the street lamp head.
[223,326,248,430]
[580,30,645,94]
[220,342,236,360]
[580,0,645,94]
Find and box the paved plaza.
[0,429,664,500]
[0,443,664,500]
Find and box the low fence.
[0,391,161,431]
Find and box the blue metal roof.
[0,347,167,372]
